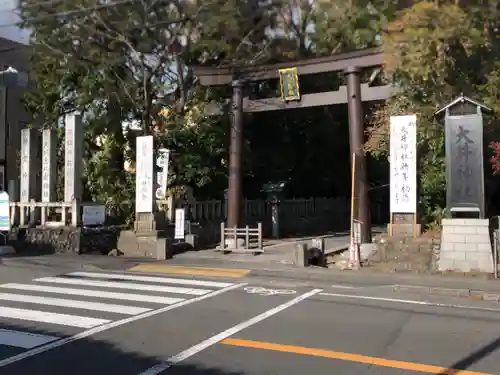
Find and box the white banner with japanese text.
[156,148,170,199]
[135,136,154,213]
[390,115,417,213]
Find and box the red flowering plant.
[489,142,500,175]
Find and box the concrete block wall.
[438,219,493,273]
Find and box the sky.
[0,0,29,44]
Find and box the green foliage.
[154,96,230,198]
[19,0,500,224]
[19,0,286,208]
[312,0,381,55]
[365,0,500,222]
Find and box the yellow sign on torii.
[278,67,300,102]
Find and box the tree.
[312,0,381,55]
[21,0,189,131]
[19,0,286,207]
[28,0,500,225]
[365,0,500,221]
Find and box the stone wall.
[9,226,120,255]
[438,219,493,273]
[5,197,352,257]
[79,227,120,254]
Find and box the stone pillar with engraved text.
[64,114,83,203]
[117,135,169,260]
[20,128,40,225]
[41,129,57,203]
[20,128,40,202]
[64,114,83,226]
[134,136,166,232]
[436,96,493,273]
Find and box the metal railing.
[220,222,263,253]
[9,200,80,227]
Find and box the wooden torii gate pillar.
[193,48,391,244]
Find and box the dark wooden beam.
[243,84,392,112]
[194,48,384,86]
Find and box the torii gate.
[193,47,391,244]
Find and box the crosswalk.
[0,271,235,355]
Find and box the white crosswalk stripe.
[34,277,213,295]
[0,271,235,355]
[0,293,152,315]
[0,284,185,305]
[68,272,235,288]
[0,306,111,328]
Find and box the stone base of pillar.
[117,229,172,260]
[388,213,421,237]
[117,211,171,259]
[134,211,167,232]
[439,219,493,273]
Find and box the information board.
[174,208,185,240]
[82,205,106,226]
[0,191,10,231]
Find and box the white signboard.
[174,208,185,240]
[42,132,51,202]
[0,191,10,231]
[82,205,106,226]
[156,148,170,199]
[64,117,75,202]
[390,115,417,213]
[135,136,154,213]
[20,129,30,203]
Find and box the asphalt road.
[0,263,499,374]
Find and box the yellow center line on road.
[127,264,251,278]
[220,338,495,375]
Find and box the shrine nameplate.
[445,113,484,216]
[279,67,300,102]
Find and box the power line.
[0,0,287,30]
[0,0,64,13]
[0,0,209,29]
[0,0,94,18]
[0,0,136,29]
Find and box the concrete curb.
[92,259,500,302]
[393,285,500,302]
[324,244,349,256]
[4,254,500,303]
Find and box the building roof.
[0,36,29,73]
[435,94,491,115]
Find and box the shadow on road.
[439,337,500,375]
[0,316,499,374]
[0,321,244,375]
